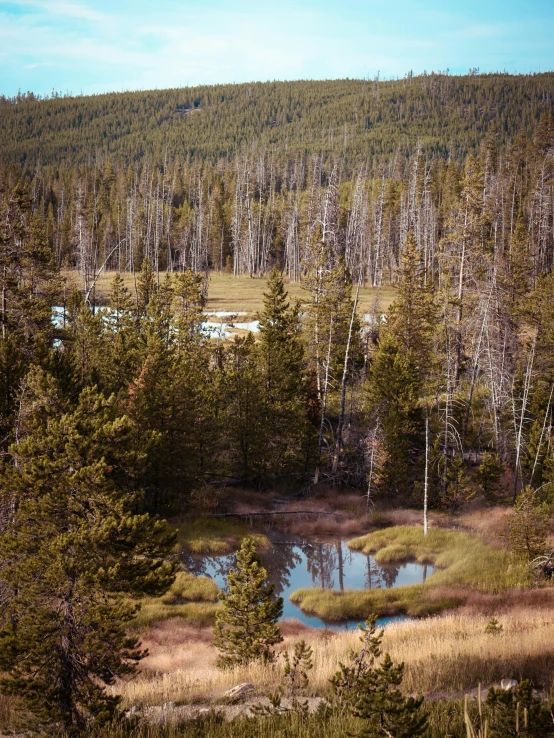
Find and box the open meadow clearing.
[62,270,397,316]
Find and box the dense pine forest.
[3,72,554,736]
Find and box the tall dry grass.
[114,609,554,708]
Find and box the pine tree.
[366,230,437,497]
[257,269,314,476]
[331,615,427,738]
[173,268,205,347]
[213,537,283,669]
[136,256,156,314]
[0,182,60,442]
[387,230,437,364]
[366,334,421,495]
[486,680,554,737]
[509,488,550,563]
[475,451,503,501]
[222,333,265,479]
[97,273,140,397]
[0,368,176,734]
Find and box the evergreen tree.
[366,335,421,495]
[366,231,437,496]
[486,680,554,737]
[136,256,156,315]
[173,268,205,347]
[475,451,503,501]
[222,333,265,479]
[257,269,314,476]
[331,615,427,738]
[101,272,140,397]
[509,488,550,563]
[387,230,437,365]
[213,537,283,669]
[0,368,176,734]
[0,182,60,441]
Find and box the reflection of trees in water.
[380,564,400,588]
[260,543,302,597]
[302,542,337,589]
[181,544,301,597]
[364,557,400,589]
[180,553,236,583]
[365,555,385,589]
[181,540,415,601]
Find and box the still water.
[181,535,433,630]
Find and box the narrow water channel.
[181,535,433,630]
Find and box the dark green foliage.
[331,615,428,738]
[442,455,475,512]
[366,335,422,495]
[475,452,503,501]
[257,269,315,476]
[213,537,283,669]
[509,488,551,563]
[485,680,554,737]
[0,177,60,440]
[221,333,265,479]
[2,74,554,167]
[0,368,176,734]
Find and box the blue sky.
[1,0,553,97]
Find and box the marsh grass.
[174,518,269,555]
[132,572,221,629]
[349,526,529,591]
[289,584,462,619]
[290,526,530,621]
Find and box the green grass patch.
[132,601,220,629]
[160,571,218,604]
[290,585,462,620]
[290,526,530,622]
[131,571,221,629]
[174,517,269,555]
[349,526,529,592]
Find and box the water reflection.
[181,536,433,629]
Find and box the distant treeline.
[1,73,554,168]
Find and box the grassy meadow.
[115,608,554,708]
[62,270,397,316]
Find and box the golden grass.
[174,518,269,555]
[61,270,397,315]
[115,609,554,707]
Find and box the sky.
[1,0,554,98]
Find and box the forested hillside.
[4,73,554,734]
[2,73,554,167]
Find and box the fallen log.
[208,511,341,517]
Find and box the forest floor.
[61,270,397,315]
[114,487,554,713]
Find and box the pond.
[181,535,433,630]
[52,306,260,339]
